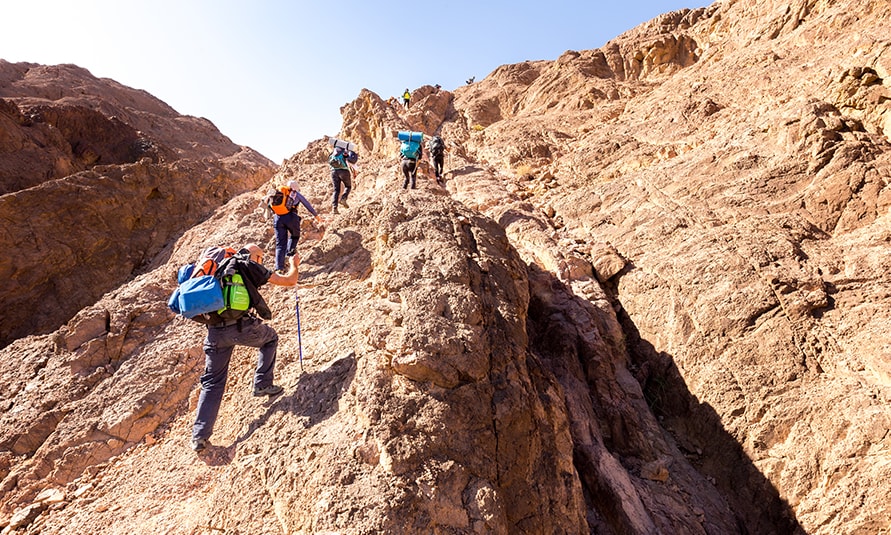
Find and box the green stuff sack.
[220,272,250,313]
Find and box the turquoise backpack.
[400,140,420,159]
[328,148,349,170]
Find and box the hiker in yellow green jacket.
[402,88,411,110]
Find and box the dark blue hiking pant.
[331,168,352,208]
[273,211,301,271]
[192,317,279,441]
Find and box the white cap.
[287,180,299,191]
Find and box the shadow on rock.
[526,263,805,534]
[615,294,807,535]
[301,230,371,280]
[233,352,357,447]
[447,165,485,178]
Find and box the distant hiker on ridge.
[402,88,411,110]
[262,180,318,273]
[190,243,299,452]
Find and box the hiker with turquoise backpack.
[188,243,300,452]
[398,130,424,189]
[327,140,358,214]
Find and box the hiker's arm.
[296,192,319,218]
[269,254,299,286]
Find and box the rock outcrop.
[0,61,275,347]
[2,0,891,533]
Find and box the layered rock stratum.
[1,0,890,533]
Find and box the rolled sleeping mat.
[327,137,357,151]
[397,131,424,143]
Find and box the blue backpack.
[167,248,250,323]
[400,140,420,160]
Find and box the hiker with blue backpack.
[328,143,359,214]
[186,243,300,452]
[398,131,424,189]
[263,180,318,273]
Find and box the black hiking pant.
[331,168,352,208]
[432,152,444,179]
[402,158,418,189]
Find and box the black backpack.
[428,136,444,156]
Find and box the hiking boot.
[190,437,208,452]
[339,198,349,209]
[253,384,284,397]
[333,205,339,214]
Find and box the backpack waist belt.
[210,317,244,329]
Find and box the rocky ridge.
[1,0,890,533]
[0,61,276,347]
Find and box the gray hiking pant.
[192,316,278,441]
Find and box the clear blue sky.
[1,0,712,163]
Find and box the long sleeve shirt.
[286,190,319,217]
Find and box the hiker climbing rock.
[190,243,300,452]
[427,135,447,184]
[263,180,318,273]
[398,130,423,189]
[402,88,411,109]
[327,140,358,214]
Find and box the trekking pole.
[294,293,304,371]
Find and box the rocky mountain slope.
[0,61,275,347]
[2,0,890,533]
